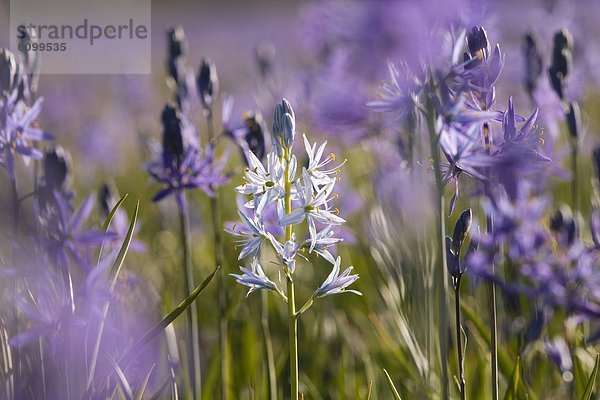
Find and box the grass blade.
[503,356,520,400]
[581,354,600,400]
[118,265,220,370]
[365,380,372,400]
[134,364,155,400]
[87,199,139,390]
[110,358,133,400]
[383,369,402,400]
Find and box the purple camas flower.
[1,98,53,180]
[147,104,228,209]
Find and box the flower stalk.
[179,198,202,400]
[425,97,449,400]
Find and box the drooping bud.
[161,104,184,166]
[523,33,543,97]
[467,26,490,60]
[446,236,461,278]
[452,208,473,256]
[197,58,218,112]
[565,101,580,138]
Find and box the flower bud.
[161,104,184,165]
[452,208,472,256]
[550,205,577,246]
[166,26,186,84]
[446,236,461,278]
[523,33,543,96]
[565,101,580,139]
[255,42,276,79]
[548,29,573,99]
[99,183,112,217]
[243,112,267,161]
[467,26,490,60]
[272,98,295,153]
[197,58,218,111]
[43,146,69,190]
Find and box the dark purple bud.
[161,104,184,165]
[167,26,186,60]
[197,58,218,111]
[523,33,543,96]
[548,29,572,99]
[565,102,580,138]
[452,208,472,256]
[43,146,69,190]
[594,147,600,187]
[243,112,267,161]
[98,183,112,217]
[255,42,276,79]
[445,236,461,278]
[549,205,577,246]
[467,26,490,59]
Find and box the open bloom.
[235,151,285,217]
[230,258,278,296]
[226,210,267,260]
[314,257,361,298]
[1,98,53,180]
[280,169,345,248]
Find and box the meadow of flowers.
[3,0,600,399]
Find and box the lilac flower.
[230,258,279,296]
[1,98,53,180]
[147,104,228,209]
[226,210,267,260]
[545,337,572,374]
[300,225,342,265]
[313,257,361,298]
[36,192,115,271]
[235,151,285,217]
[280,169,345,248]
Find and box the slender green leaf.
[383,369,402,400]
[96,194,128,264]
[102,194,129,232]
[581,354,600,400]
[118,265,220,370]
[503,356,520,400]
[110,358,133,400]
[87,200,139,390]
[134,364,155,400]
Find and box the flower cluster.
[230,99,360,300]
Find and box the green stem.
[426,99,449,400]
[261,291,277,400]
[179,199,202,400]
[284,148,298,400]
[483,122,499,400]
[454,277,466,400]
[206,111,230,400]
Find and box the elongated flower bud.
[452,208,472,256]
[243,112,267,161]
[565,101,580,138]
[161,104,184,166]
[166,26,186,84]
[197,58,218,111]
[272,98,295,153]
[44,147,69,190]
[523,33,543,97]
[467,26,490,60]
[548,29,573,100]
